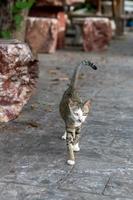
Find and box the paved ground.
[0,33,133,200]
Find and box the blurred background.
[0,0,133,54]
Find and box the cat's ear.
[83,100,91,110]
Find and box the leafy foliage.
[0,0,35,38]
[0,30,12,39]
[12,0,35,30]
[74,1,95,12]
[12,0,35,13]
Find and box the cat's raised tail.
[70,60,97,89]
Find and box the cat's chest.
[69,110,87,127]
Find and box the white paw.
[61,135,66,140]
[61,131,67,140]
[73,143,80,152]
[67,160,75,165]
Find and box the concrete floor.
[0,33,133,199]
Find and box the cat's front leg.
[73,143,80,152]
[73,127,81,152]
[66,128,75,165]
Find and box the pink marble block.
[0,40,38,122]
[36,0,63,6]
[83,18,113,51]
[36,0,85,6]
[66,0,85,5]
[57,12,67,49]
[26,17,58,54]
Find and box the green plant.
[12,0,35,30]
[0,30,12,39]
[73,0,96,13]
[0,0,35,39]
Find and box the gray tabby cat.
[59,60,97,165]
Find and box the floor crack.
[57,166,75,188]
[102,175,112,195]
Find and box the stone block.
[26,17,58,54]
[0,40,38,122]
[57,12,67,49]
[36,0,85,6]
[83,18,113,51]
[66,0,85,5]
[28,8,67,49]
[36,0,63,6]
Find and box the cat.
[59,60,97,165]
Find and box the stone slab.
[0,39,38,122]
[26,17,58,54]
[83,18,112,51]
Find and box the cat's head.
[69,99,91,127]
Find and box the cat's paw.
[61,135,66,140]
[73,143,80,152]
[67,160,75,165]
[61,131,67,140]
